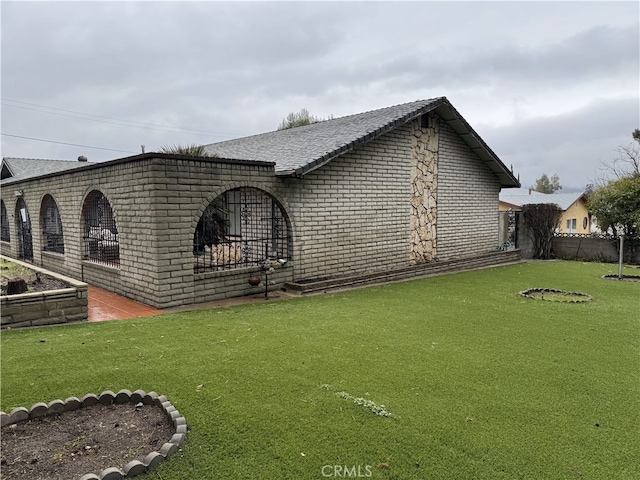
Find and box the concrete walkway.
[87,286,290,321]
[88,286,163,322]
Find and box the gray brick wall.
[1,156,292,309]
[436,118,501,259]
[282,124,413,280]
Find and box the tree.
[277,108,332,130]
[532,173,562,193]
[594,129,640,185]
[522,203,563,259]
[587,175,640,238]
[157,144,216,157]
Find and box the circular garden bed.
[0,390,186,480]
[519,288,592,303]
[602,274,640,282]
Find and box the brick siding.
[436,118,501,259]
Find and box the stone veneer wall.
[283,113,503,281]
[409,115,438,263]
[436,118,502,259]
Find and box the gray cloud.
[478,97,640,190]
[1,1,638,191]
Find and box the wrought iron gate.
[508,210,520,247]
[194,188,290,272]
[16,198,33,261]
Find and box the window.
[566,218,577,234]
[82,191,119,266]
[0,200,9,242]
[41,195,64,254]
[194,187,290,272]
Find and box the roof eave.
[1,159,16,179]
[276,98,520,188]
[433,101,520,188]
[285,98,450,177]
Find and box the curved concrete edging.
[0,389,187,480]
[519,288,592,303]
[601,274,640,282]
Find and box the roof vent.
[78,155,88,162]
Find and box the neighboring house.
[1,97,520,309]
[499,188,592,234]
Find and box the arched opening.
[82,190,119,266]
[41,195,64,254]
[15,198,33,261]
[1,199,10,242]
[194,187,290,272]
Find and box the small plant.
[157,144,217,157]
[321,384,393,417]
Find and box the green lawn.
[1,261,639,479]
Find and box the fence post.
[618,235,624,280]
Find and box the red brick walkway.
[88,286,163,322]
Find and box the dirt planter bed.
[0,389,187,480]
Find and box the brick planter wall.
[1,256,88,328]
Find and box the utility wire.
[3,103,215,138]
[1,97,242,138]
[1,133,138,154]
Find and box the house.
[1,156,93,182]
[499,188,592,234]
[1,97,520,309]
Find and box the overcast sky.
[1,1,638,191]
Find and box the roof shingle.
[204,97,519,187]
[1,157,93,184]
[500,188,586,210]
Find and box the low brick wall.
[1,257,88,329]
[286,249,522,294]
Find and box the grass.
[1,261,639,479]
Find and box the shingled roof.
[1,157,93,185]
[204,97,520,187]
[500,188,587,211]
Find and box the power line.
[2,102,215,137]
[1,133,138,154]
[1,97,242,138]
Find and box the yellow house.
[499,188,592,234]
